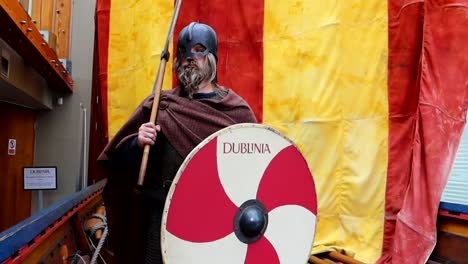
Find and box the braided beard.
[176,60,212,98]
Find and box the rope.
[87,222,107,237]
[91,213,107,222]
[85,210,109,264]
[90,226,108,264]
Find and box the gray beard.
[176,61,212,98]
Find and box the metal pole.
[79,103,88,190]
[82,106,88,189]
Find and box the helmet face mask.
[177,46,210,60]
[177,22,218,61]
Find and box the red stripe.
[96,0,110,139]
[382,1,424,261]
[173,0,265,122]
[381,1,468,263]
[88,0,111,183]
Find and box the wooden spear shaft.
[137,0,183,186]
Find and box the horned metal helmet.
[176,22,218,61]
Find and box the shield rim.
[160,123,317,263]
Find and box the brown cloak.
[98,87,256,263]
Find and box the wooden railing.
[18,0,72,59]
[0,0,73,92]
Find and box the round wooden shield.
[161,123,317,264]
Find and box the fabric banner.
[94,0,468,263]
[381,1,468,263]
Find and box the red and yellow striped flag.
[94,0,468,263]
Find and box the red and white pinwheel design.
[162,124,317,264]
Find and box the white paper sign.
[8,139,16,155]
[23,167,57,190]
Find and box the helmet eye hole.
[191,44,206,53]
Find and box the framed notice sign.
[23,167,57,190]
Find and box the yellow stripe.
[263,1,388,262]
[107,0,174,137]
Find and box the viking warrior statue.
[98,21,257,264]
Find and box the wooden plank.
[74,193,105,254]
[438,215,468,238]
[309,255,329,264]
[0,0,73,92]
[30,0,41,27]
[71,214,92,256]
[21,222,77,264]
[40,0,53,32]
[328,251,365,264]
[54,0,71,58]
[432,231,468,264]
[322,258,337,264]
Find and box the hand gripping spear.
[137,0,183,186]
